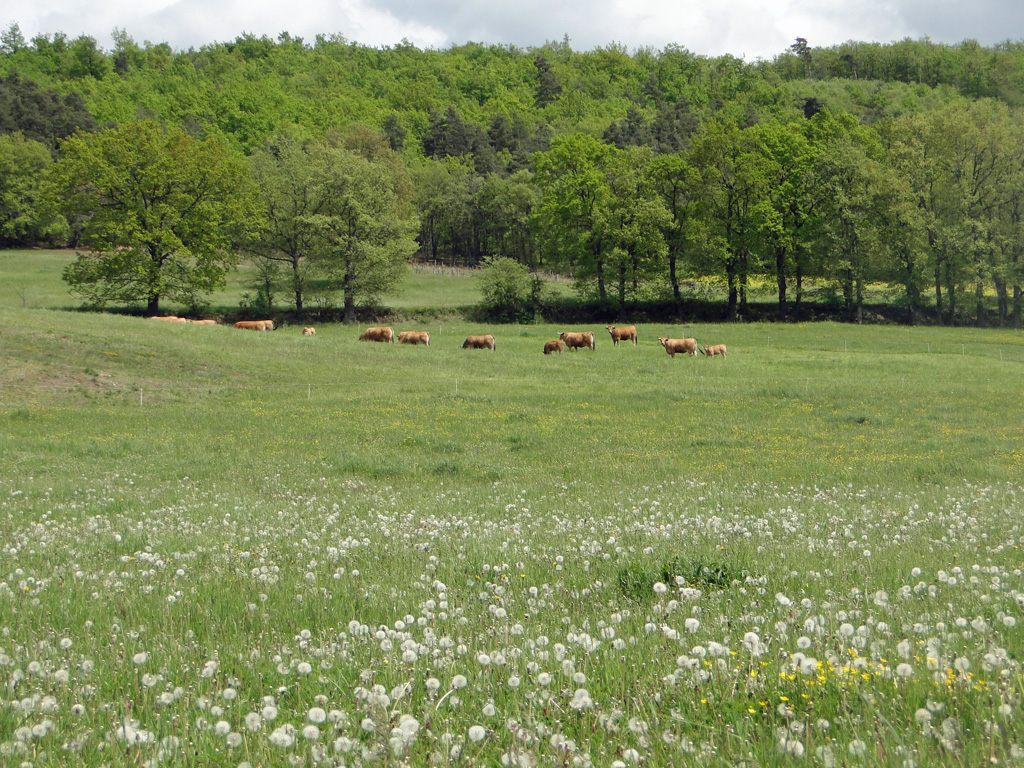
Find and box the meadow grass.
[2,263,1024,766]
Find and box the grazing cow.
[189,319,218,326]
[148,316,186,323]
[606,325,638,346]
[658,337,699,357]
[359,327,394,343]
[559,331,596,351]
[302,327,316,336]
[234,319,275,331]
[543,339,565,355]
[703,343,727,358]
[463,334,495,350]
[398,330,430,346]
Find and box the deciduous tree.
[48,121,260,313]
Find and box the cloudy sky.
[2,0,1021,60]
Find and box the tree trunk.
[975,278,986,327]
[147,294,161,315]
[725,258,738,321]
[618,261,626,309]
[933,262,943,324]
[595,255,606,301]
[343,261,356,324]
[855,277,864,325]
[776,245,787,320]
[1014,285,1022,329]
[668,250,681,302]
[995,276,1007,326]
[292,257,303,316]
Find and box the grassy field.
[0,250,575,314]
[2,255,1024,766]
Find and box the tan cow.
[606,325,638,346]
[147,316,187,323]
[302,327,316,336]
[234,319,275,331]
[703,343,727,358]
[189,319,218,326]
[398,330,430,346]
[359,327,394,343]
[658,337,699,357]
[559,331,596,351]
[543,339,565,355]
[463,334,495,350]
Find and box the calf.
[606,325,638,346]
[658,337,699,357]
[147,316,186,323]
[703,343,726,358]
[543,339,565,355]
[302,327,316,336]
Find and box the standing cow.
[658,337,699,357]
[559,331,596,351]
[543,339,565,355]
[463,334,495,350]
[606,325,638,346]
[398,330,430,346]
[359,327,394,343]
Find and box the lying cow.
[398,330,430,346]
[703,343,727,358]
[148,316,187,323]
[543,339,565,355]
[188,319,218,325]
[302,327,316,336]
[234,319,275,331]
[606,325,638,346]
[463,334,495,350]
[559,331,596,351]
[658,337,699,357]
[359,327,394,343]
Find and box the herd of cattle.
[146,317,726,358]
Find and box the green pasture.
[3,255,1024,766]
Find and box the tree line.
[3,26,1024,325]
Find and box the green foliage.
[474,256,541,322]
[0,132,67,246]
[0,71,97,151]
[303,142,419,322]
[47,121,262,313]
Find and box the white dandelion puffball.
[302,725,320,741]
[468,725,487,743]
[308,707,327,724]
[653,582,668,594]
[896,663,914,678]
[133,652,149,665]
[451,674,468,689]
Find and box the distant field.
[3,255,1024,766]
[0,250,575,314]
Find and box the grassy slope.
[5,254,1024,766]
[2,303,1022,502]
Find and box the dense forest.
[3,23,1024,325]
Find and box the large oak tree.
[48,121,260,314]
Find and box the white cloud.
[0,0,1019,58]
